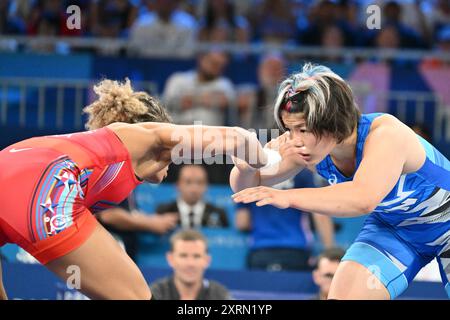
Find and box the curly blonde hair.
[83,78,172,130]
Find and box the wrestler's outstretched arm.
[233,124,420,218]
[151,124,268,168]
[110,122,268,171]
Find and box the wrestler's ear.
[312,269,321,286]
[204,253,211,269]
[166,251,175,268]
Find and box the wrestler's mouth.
[300,153,311,161]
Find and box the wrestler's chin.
[305,154,326,166]
[145,176,162,184]
[145,172,168,184]
[299,154,317,165]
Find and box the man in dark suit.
[150,229,232,300]
[156,165,229,228]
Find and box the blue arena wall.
[1,262,447,300]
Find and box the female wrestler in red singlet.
[0,79,266,299]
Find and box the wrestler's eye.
[292,126,307,134]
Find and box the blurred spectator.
[198,0,250,43]
[421,25,450,68]
[97,192,179,261]
[337,0,359,29]
[357,0,430,41]
[27,0,89,37]
[27,0,65,36]
[0,1,12,35]
[433,24,450,59]
[0,0,31,35]
[90,0,138,38]
[179,0,200,17]
[150,229,232,299]
[236,171,335,271]
[376,1,426,48]
[231,0,253,17]
[375,24,401,49]
[298,0,356,47]
[162,49,236,126]
[249,0,297,44]
[320,24,346,61]
[290,0,313,30]
[237,53,286,129]
[343,0,375,46]
[156,165,229,228]
[128,0,198,57]
[311,247,345,300]
[425,0,450,39]
[321,24,345,49]
[437,25,450,52]
[25,0,79,52]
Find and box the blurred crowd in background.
[0,0,449,53]
[0,0,448,299]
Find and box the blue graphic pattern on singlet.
[316,113,450,257]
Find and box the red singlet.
[0,127,142,264]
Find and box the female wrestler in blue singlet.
[231,63,450,299]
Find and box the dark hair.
[274,63,360,143]
[385,1,401,11]
[177,165,208,182]
[169,229,208,252]
[205,0,236,31]
[410,123,432,142]
[318,247,346,263]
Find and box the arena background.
[0,0,449,300]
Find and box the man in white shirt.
[162,49,237,126]
[128,0,198,57]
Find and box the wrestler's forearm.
[286,182,374,217]
[230,156,305,192]
[167,125,267,167]
[229,166,261,192]
[221,127,267,167]
[259,159,304,187]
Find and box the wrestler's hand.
[232,128,267,169]
[264,131,290,151]
[265,132,306,166]
[232,186,290,209]
[230,154,256,173]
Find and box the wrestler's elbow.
[337,203,374,218]
[357,203,376,215]
[355,196,378,215]
[344,180,378,215]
